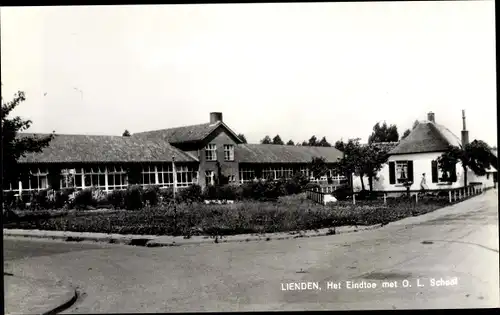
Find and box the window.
[84,166,106,189]
[205,144,217,161]
[61,168,84,189]
[205,170,214,186]
[224,144,235,161]
[142,165,156,185]
[239,168,255,183]
[176,165,198,187]
[18,167,49,191]
[299,167,309,177]
[158,164,174,187]
[283,167,293,179]
[107,166,128,190]
[262,167,275,180]
[431,160,456,183]
[395,161,408,184]
[228,175,236,183]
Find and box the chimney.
[461,110,469,147]
[427,112,435,123]
[210,112,223,124]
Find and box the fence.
[306,189,337,205]
[307,183,486,206]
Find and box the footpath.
[4,273,77,315]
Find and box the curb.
[145,224,383,247]
[42,288,78,315]
[3,224,383,247]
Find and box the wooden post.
[353,193,356,205]
[454,190,457,201]
[459,188,462,199]
[384,193,387,205]
[448,190,452,203]
[415,193,418,204]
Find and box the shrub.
[217,184,239,200]
[3,208,20,223]
[179,184,203,203]
[91,188,108,206]
[291,172,310,192]
[202,185,218,200]
[58,188,75,207]
[124,185,143,210]
[143,185,160,206]
[107,190,125,209]
[3,191,17,209]
[356,190,378,200]
[73,188,95,209]
[284,178,301,195]
[29,189,50,210]
[304,182,320,191]
[159,187,174,203]
[332,185,352,201]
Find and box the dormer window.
[205,144,217,161]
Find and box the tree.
[286,140,295,145]
[334,139,345,151]
[237,133,247,143]
[309,156,329,180]
[301,140,308,146]
[272,134,284,145]
[334,138,366,190]
[368,122,399,144]
[261,135,272,144]
[401,129,411,140]
[308,135,318,146]
[360,144,391,191]
[437,140,493,187]
[318,136,332,147]
[122,129,131,136]
[2,90,55,188]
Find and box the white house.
[352,111,497,193]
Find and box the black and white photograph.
[2,1,498,313]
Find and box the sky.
[1,2,497,147]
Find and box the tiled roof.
[389,121,462,155]
[132,122,218,143]
[236,144,343,163]
[17,133,198,164]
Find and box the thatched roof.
[236,144,343,164]
[16,133,198,164]
[389,121,462,155]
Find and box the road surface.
[4,190,499,312]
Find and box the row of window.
[5,165,199,192]
[239,167,346,183]
[205,144,234,161]
[5,165,346,192]
[393,160,456,184]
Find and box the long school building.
[6,112,345,194]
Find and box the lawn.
[3,193,452,237]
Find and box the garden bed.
[3,196,449,237]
